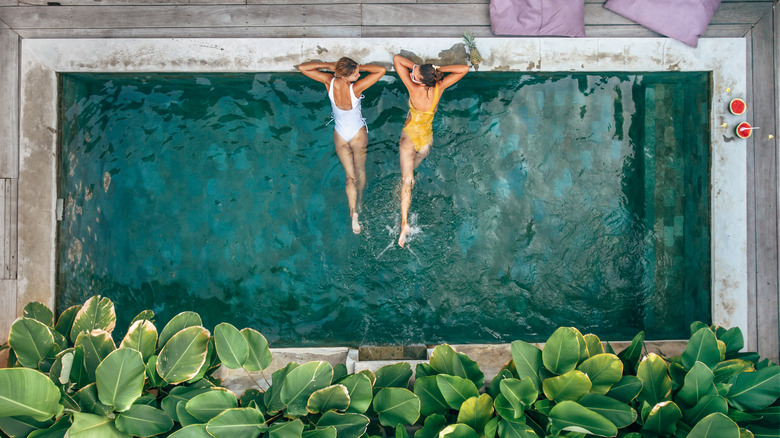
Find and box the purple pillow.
[604,0,722,48]
[489,0,585,37]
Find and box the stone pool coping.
[16,38,747,346]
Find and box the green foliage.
[1,298,777,438]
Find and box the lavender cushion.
[489,0,585,37]
[604,0,722,48]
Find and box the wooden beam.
[14,26,361,38]
[0,28,18,179]
[362,4,488,26]
[0,280,16,344]
[3,179,16,280]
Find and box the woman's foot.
[398,224,410,247]
[352,213,361,234]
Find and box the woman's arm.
[353,64,387,95]
[297,62,336,85]
[393,55,417,91]
[438,64,469,90]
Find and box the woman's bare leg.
[334,130,362,234]
[349,128,368,210]
[398,133,430,247]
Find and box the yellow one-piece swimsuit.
[402,84,441,152]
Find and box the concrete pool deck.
[11,38,747,356]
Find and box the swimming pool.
[16,38,748,346]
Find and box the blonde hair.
[334,57,358,78]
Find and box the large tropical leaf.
[713,360,754,384]
[718,327,744,356]
[584,334,604,357]
[499,377,537,417]
[488,369,514,399]
[280,361,334,417]
[413,375,449,416]
[726,365,780,411]
[683,329,721,371]
[74,329,116,381]
[23,302,54,326]
[577,354,623,394]
[307,384,350,414]
[8,317,55,368]
[416,414,447,438]
[115,404,174,437]
[436,374,480,410]
[302,426,337,438]
[548,401,617,437]
[510,341,542,391]
[429,344,485,389]
[177,402,200,427]
[0,416,50,438]
[457,394,494,433]
[641,401,682,436]
[617,331,644,374]
[0,368,63,421]
[636,353,672,406]
[542,327,581,375]
[54,305,81,340]
[578,393,636,429]
[205,408,265,438]
[96,348,146,412]
[683,395,728,426]
[316,412,370,438]
[268,419,305,438]
[161,386,212,422]
[70,296,117,343]
[241,328,272,372]
[75,383,114,416]
[27,415,71,438]
[185,388,239,422]
[68,413,129,438]
[156,326,210,385]
[439,424,478,438]
[497,419,539,438]
[168,424,212,438]
[677,361,717,407]
[605,375,642,404]
[265,362,299,413]
[374,362,413,391]
[158,311,202,348]
[214,323,249,370]
[338,373,373,414]
[372,387,420,427]
[687,413,740,438]
[542,370,592,403]
[483,416,499,438]
[120,319,158,362]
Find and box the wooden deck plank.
[14,26,362,38]
[363,4,487,26]
[751,9,779,363]
[745,26,757,354]
[3,179,16,280]
[774,2,780,363]
[0,5,362,28]
[0,180,5,280]
[0,28,18,179]
[0,280,17,344]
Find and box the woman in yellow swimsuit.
[393,54,469,247]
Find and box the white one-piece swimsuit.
[328,78,367,142]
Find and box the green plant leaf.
[413,375,449,416]
[302,426,337,438]
[185,388,239,422]
[499,377,537,417]
[548,401,617,437]
[74,329,116,381]
[205,407,265,438]
[130,310,155,325]
[0,368,63,421]
[96,348,146,412]
[429,344,485,389]
[677,361,717,407]
[497,419,538,438]
[577,353,622,395]
[49,348,74,385]
[333,364,348,384]
[510,341,542,391]
[605,375,642,404]
[115,404,174,437]
[75,383,113,416]
[281,361,334,417]
[713,360,754,383]
[578,393,636,428]
[483,416,498,438]
[8,317,55,368]
[374,362,413,391]
[436,374,479,410]
[439,424,478,438]
[683,329,721,371]
[415,363,437,379]
[0,416,50,438]
[161,386,212,422]
[265,362,299,413]
[27,415,72,438]
[584,334,604,357]
[54,305,81,340]
[156,326,210,385]
[145,355,163,388]
[69,413,129,438]
[213,323,248,370]
[23,302,54,326]
[70,296,117,343]
[744,425,779,438]
[168,424,212,438]
[307,384,350,414]
[317,412,370,438]
[158,311,202,348]
[338,373,373,414]
[542,370,592,403]
[241,328,272,372]
[641,401,682,436]
[617,331,644,374]
[120,319,158,362]
[457,394,493,433]
[543,327,582,375]
[726,365,780,411]
[636,353,672,406]
[268,419,304,438]
[415,414,447,438]
[372,387,420,427]
[718,328,744,356]
[493,393,521,421]
[488,369,514,399]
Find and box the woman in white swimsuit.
[298,58,386,234]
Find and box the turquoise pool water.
[57,72,711,346]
